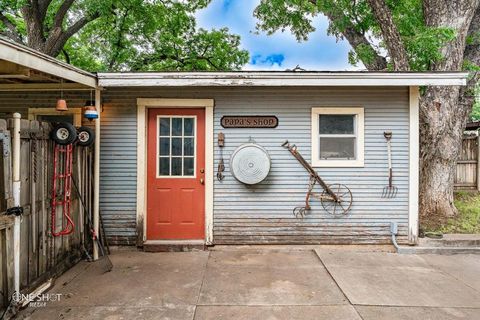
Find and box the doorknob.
[200,168,205,173]
[200,178,204,185]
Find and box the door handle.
[200,178,204,185]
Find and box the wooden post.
[12,113,20,296]
[93,89,101,260]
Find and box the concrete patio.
[17,247,480,319]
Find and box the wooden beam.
[0,83,91,91]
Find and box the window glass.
[319,115,355,134]
[184,118,194,136]
[157,116,196,177]
[183,158,194,176]
[159,118,170,136]
[159,157,170,175]
[172,118,182,136]
[319,137,355,159]
[171,157,182,176]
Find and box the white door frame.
[136,98,214,245]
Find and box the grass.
[438,191,480,234]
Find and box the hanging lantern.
[84,100,99,120]
[56,99,68,111]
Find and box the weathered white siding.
[102,86,410,245]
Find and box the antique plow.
[282,141,353,218]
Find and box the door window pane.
[159,118,170,136]
[319,115,355,134]
[172,138,182,156]
[172,118,182,136]
[184,158,194,176]
[184,118,194,136]
[184,138,194,156]
[319,137,355,159]
[159,138,170,156]
[159,157,170,175]
[171,157,182,176]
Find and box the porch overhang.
[0,37,96,89]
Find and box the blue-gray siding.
[101,86,410,245]
[99,105,137,245]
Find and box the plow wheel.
[320,184,353,216]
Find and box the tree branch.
[37,0,53,22]
[309,0,387,70]
[0,11,23,43]
[44,12,100,56]
[53,0,75,30]
[366,0,410,71]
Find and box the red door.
[147,108,205,240]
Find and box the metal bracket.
[0,131,11,157]
[5,206,23,216]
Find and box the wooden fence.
[0,118,93,311]
[454,133,480,191]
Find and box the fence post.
[477,134,480,192]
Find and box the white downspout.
[12,112,21,295]
[93,89,101,260]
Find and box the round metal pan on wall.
[230,143,271,185]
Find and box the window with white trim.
[311,107,364,167]
[28,108,82,127]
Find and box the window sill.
[311,159,364,168]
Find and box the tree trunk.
[419,86,468,222]
[418,0,480,221]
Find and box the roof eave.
[97,72,468,87]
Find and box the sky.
[196,0,363,71]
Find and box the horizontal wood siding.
[99,104,137,245]
[102,86,410,245]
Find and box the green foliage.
[471,85,480,121]
[438,192,480,233]
[0,0,249,71]
[254,0,460,72]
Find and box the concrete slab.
[37,250,209,308]
[198,250,348,306]
[356,306,480,320]
[15,247,480,320]
[19,306,195,320]
[316,248,431,268]
[194,305,362,320]
[423,254,480,292]
[315,249,480,308]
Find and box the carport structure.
[0,36,101,305]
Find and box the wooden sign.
[221,116,278,128]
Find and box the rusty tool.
[282,140,353,218]
[382,131,398,198]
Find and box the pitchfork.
[382,131,397,198]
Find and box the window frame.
[311,107,364,168]
[156,115,197,179]
[28,107,82,127]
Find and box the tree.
[255,0,480,222]
[0,0,249,71]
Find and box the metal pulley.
[230,143,271,185]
